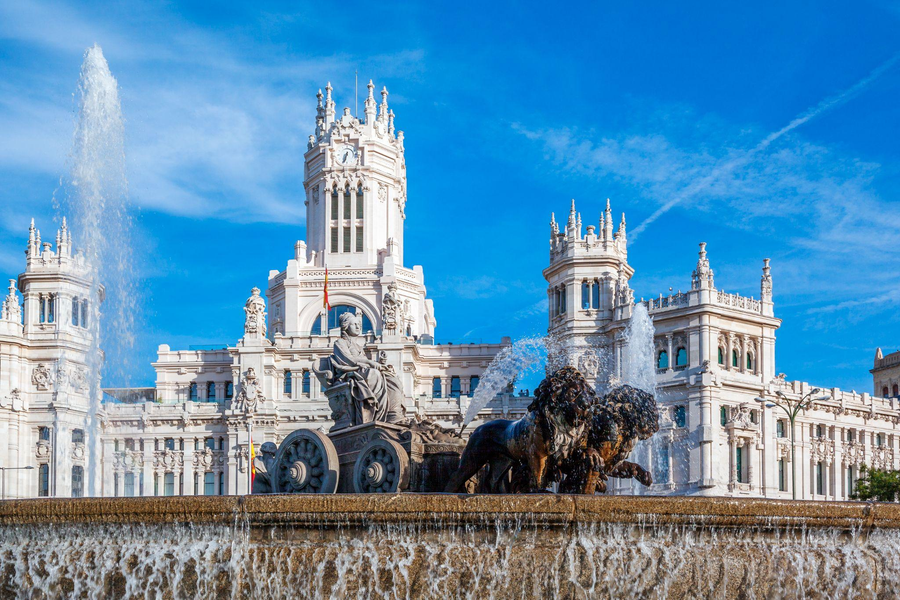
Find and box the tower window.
[355,226,363,253]
[39,294,46,323]
[343,188,352,219]
[284,370,292,396]
[47,294,55,324]
[675,347,687,367]
[591,281,600,309]
[356,187,364,219]
[331,189,339,220]
[343,226,351,253]
[581,282,590,310]
[432,377,442,399]
[657,350,669,370]
[206,382,216,402]
[81,300,89,328]
[72,297,80,327]
[331,227,339,252]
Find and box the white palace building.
[1,81,897,501]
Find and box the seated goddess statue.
[318,311,405,425]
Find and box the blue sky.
[1,1,898,392]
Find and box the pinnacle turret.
[379,86,389,122]
[364,79,376,122]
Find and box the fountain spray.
[57,45,134,496]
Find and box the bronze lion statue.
[556,384,660,494]
[444,366,596,493]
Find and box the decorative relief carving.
[153,449,184,471]
[234,368,264,414]
[32,364,51,390]
[243,287,267,337]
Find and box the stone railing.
[646,292,689,313]
[715,291,761,313]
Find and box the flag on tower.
[323,267,330,310]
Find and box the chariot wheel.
[272,429,339,494]
[352,439,409,493]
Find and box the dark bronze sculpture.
[445,366,659,494]
[444,366,596,493]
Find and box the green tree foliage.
[850,465,900,502]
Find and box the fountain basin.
[1,495,898,598]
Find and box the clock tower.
[302,80,407,269]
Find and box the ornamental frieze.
[810,438,835,464]
[153,449,184,471]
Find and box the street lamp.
[0,465,35,500]
[756,388,830,500]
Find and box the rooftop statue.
[315,311,405,427]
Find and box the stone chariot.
[265,313,464,495]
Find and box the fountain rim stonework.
[2,494,899,530]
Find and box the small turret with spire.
[379,86,389,122]
[364,80,376,123]
[324,82,335,126]
[604,199,613,241]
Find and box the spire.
[316,89,324,112]
[27,218,35,256]
[324,82,335,125]
[604,198,613,239]
[618,212,627,238]
[388,109,395,136]
[379,86,389,121]
[364,80,376,122]
[550,212,558,235]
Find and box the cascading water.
[56,45,135,496]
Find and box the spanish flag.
[323,267,330,310]
[250,439,256,488]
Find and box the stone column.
[727,335,734,370]
[666,335,673,373]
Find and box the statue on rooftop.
[243,287,266,337]
[315,311,405,426]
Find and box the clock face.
[337,145,357,166]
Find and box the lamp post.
[756,388,830,500]
[0,465,35,500]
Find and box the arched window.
[302,371,311,395]
[47,294,55,323]
[311,305,374,335]
[675,347,687,367]
[657,350,669,369]
[581,281,590,310]
[284,370,292,396]
[718,347,724,365]
[331,187,339,220]
[884,386,890,398]
[432,377,442,399]
[206,382,216,402]
[746,353,754,371]
[189,383,198,401]
[591,281,600,309]
[81,299,89,328]
[72,466,84,498]
[225,382,233,400]
[732,350,739,368]
[72,297,80,327]
[894,384,899,398]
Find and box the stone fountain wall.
[1,495,899,599]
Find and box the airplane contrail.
[630,52,900,241]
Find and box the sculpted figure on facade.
[234,367,264,413]
[32,364,51,391]
[381,282,402,335]
[315,311,405,426]
[2,280,20,322]
[243,287,266,337]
